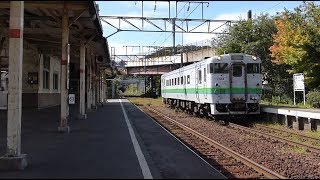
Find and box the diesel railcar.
[161,53,262,117]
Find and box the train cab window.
[247,63,260,73]
[198,70,202,84]
[187,75,190,84]
[233,65,242,77]
[210,63,229,73]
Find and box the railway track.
[141,105,286,179]
[228,123,320,154]
[254,124,320,147]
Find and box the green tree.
[270,2,320,89]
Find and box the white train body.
[161,53,262,115]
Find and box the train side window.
[233,65,242,77]
[204,68,206,82]
[198,70,202,84]
[181,76,183,85]
[211,63,228,73]
[178,77,180,85]
[187,75,190,84]
[184,76,186,84]
[175,78,177,85]
[247,63,260,73]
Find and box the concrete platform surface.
[0,99,226,179]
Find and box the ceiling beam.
[0,2,88,10]
[69,9,87,28]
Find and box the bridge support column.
[0,1,27,170]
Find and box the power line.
[261,1,284,14]
[152,2,189,47]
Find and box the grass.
[285,146,307,154]
[305,130,320,139]
[260,100,313,109]
[128,97,164,107]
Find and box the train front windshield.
[209,63,229,74]
[247,63,261,73]
[209,63,261,74]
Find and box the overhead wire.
[154,2,189,48]
[158,2,202,49]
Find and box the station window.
[53,73,58,90]
[187,75,190,84]
[43,55,50,89]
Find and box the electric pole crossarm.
[189,20,207,32]
[122,18,142,31]
[100,16,237,23]
[101,18,118,30]
[106,31,120,38]
[101,16,235,38]
[210,21,230,33]
[145,19,163,31]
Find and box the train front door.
[230,63,247,102]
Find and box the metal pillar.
[86,51,92,110]
[98,70,101,104]
[78,41,86,119]
[172,18,176,56]
[91,59,97,109]
[58,6,70,133]
[0,1,27,170]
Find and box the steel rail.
[145,106,286,179]
[230,123,320,153]
[255,124,320,142]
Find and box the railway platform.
[0,99,226,179]
[261,105,320,131]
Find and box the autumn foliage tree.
[270,2,320,89]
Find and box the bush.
[306,90,320,108]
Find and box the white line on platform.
[119,99,153,179]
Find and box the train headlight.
[251,56,257,61]
[217,56,221,61]
[250,95,259,100]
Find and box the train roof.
[161,53,261,77]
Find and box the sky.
[96,1,310,58]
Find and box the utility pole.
[172,18,176,56]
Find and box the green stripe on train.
[161,87,262,94]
